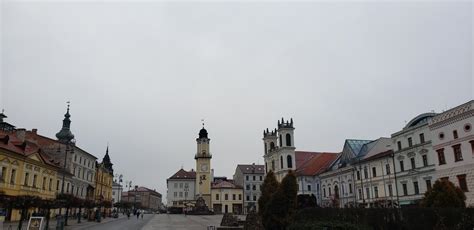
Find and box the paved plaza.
[142,214,222,230]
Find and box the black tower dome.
[199,128,208,139]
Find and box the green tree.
[258,171,279,217]
[421,179,466,208]
[263,171,298,230]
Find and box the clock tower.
[195,126,212,207]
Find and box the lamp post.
[184,184,189,214]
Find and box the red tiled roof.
[129,186,162,196]
[168,169,196,180]
[295,151,339,176]
[211,180,241,189]
[236,164,264,174]
[0,134,61,168]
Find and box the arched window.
[286,133,291,146]
[287,155,293,168]
[270,142,275,150]
[271,160,275,171]
[265,163,268,173]
[264,143,268,154]
[279,135,282,147]
[280,156,284,169]
[334,185,339,198]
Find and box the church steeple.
[56,102,75,143]
[102,144,114,173]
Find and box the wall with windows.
[429,100,474,206]
[166,179,196,207]
[211,187,243,214]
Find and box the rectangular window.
[239,194,242,200]
[329,187,332,196]
[225,194,228,200]
[414,182,419,195]
[408,137,413,147]
[43,177,47,190]
[402,184,408,196]
[419,133,425,143]
[307,185,311,191]
[388,184,393,196]
[216,194,219,200]
[410,158,416,169]
[24,172,29,186]
[260,176,263,181]
[457,174,468,192]
[397,141,402,151]
[33,174,37,188]
[323,188,326,197]
[356,171,360,180]
[453,144,463,162]
[366,187,370,199]
[246,175,249,181]
[470,140,474,155]
[399,160,404,172]
[179,183,183,188]
[364,167,368,179]
[349,183,353,194]
[358,189,362,200]
[386,164,391,175]
[10,169,16,184]
[253,176,256,181]
[246,184,250,190]
[422,155,428,167]
[56,180,60,191]
[185,192,188,197]
[233,194,236,200]
[372,167,377,177]
[426,179,432,191]
[252,185,256,190]
[453,130,458,139]
[437,149,446,165]
[0,167,6,181]
[374,186,379,198]
[179,192,183,197]
[174,192,177,197]
[246,195,250,201]
[174,183,178,188]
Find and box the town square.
[0,0,473,229]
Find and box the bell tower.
[195,125,212,207]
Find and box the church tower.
[195,126,212,207]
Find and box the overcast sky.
[1,1,472,200]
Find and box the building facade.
[112,181,123,204]
[233,164,264,213]
[263,118,296,182]
[0,132,62,221]
[429,100,474,206]
[95,146,114,210]
[166,169,196,210]
[391,113,437,206]
[211,180,243,214]
[195,127,212,207]
[122,186,162,211]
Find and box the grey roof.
[236,164,265,174]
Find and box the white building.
[295,152,338,206]
[112,181,123,204]
[320,138,391,207]
[429,100,474,206]
[233,163,265,213]
[391,113,437,206]
[262,118,296,182]
[166,168,196,209]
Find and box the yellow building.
[0,133,62,221]
[95,147,113,215]
[211,180,243,214]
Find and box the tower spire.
[56,101,75,143]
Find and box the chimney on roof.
[15,129,26,142]
[32,129,37,134]
[0,135,9,145]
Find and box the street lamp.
[184,184,189,214]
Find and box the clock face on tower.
[200,163,209,172]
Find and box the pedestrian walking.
[136,210,140,219]
[141,210,144,219]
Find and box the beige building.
[122,186,162,211]
[211,180,243,214]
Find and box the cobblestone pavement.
[142,214,222,230]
